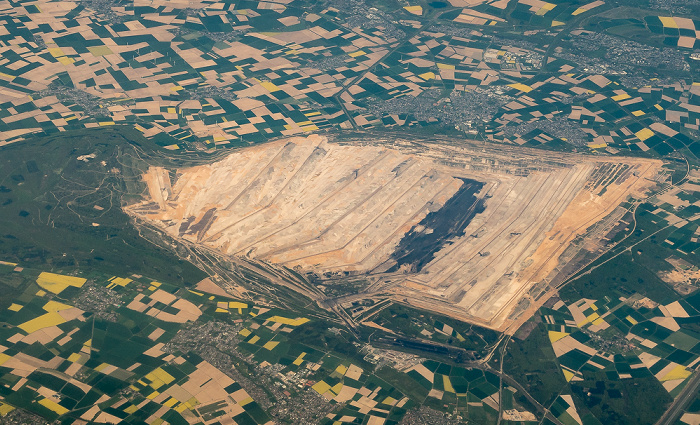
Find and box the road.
[497,373,565,425]
[479,336,565,425]
[496,336,508,425]
[331,13,443,130]
[129,131,692,425]
[373,333,565,424]
[655,367,700,425]
[537,4,612,75]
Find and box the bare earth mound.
[126,135,662,332]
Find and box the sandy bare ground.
[126,135,662,332]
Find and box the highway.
[656,367,700,425]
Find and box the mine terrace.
[126,135,663,333]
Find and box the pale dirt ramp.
[126,135,663,332]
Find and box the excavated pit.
[126,134,663,331]
[130,135,485,273]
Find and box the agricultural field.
[0,0,695,160]
[503,284,700,425]
[0,260,545,424]
[544,294,696,399]
[498,155,700,425]
[560,165,700,304]
[645,16,700,50]
[365,301,500,356]
[0,126,207,285]
[1,0,700,423]
[513,179,700,424]
[678,392,700,425]
[0,264,271,424]
[127,133,663,333]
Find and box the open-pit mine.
[126,134,663,332]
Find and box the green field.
[0,127,206,285]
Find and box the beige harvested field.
[126,135,662,331]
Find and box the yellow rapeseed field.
[267,316,309,326]
[36,272,86,294]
